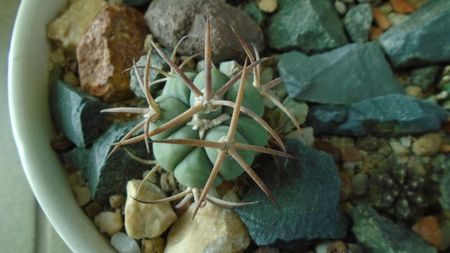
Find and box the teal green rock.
[266,0,347,52]
[243,0,266,24]
[352,205,437,253]
[344,4,372,43]
[130,51,168,99]
[50,80,110,147]
[409,66,441,91]
[236,140,348,246]
[63,121,148,203]
[440,171,450,210]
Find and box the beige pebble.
[109,194,125,209]
[258,0,278,13]
[412,132,443,156]
[405,86,423,98]
[94,209,123,236]
[72,184,91,206]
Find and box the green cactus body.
[152,69,268,188]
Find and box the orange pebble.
[412,216,443,248]
[373,8,391,30]
[390,0,416,14]
[369,27,384,40]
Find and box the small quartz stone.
[72,184,91,206]
[94,209,123,236]
[412,132,443,156]
[111,232,141,253]
[405,86,423,98]
[109,194,125,209]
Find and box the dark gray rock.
[440,171,450,210]
[63,121,149,203]
[145,0,264,62]
[409,65,441,91]
[236,140,348,246]
[344,4,372,43]
[266,0,348,52]
[50,80,110,147]
[278,43,403,104]
[352,205,437,253]
[130,51,168,99]
[379,0,450,67]
[307,94,449,137]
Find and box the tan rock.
[165,202,251,253]
[141,237,165,253]
[47,0,107,51]
[124,180,177,239]
[94,209,123,236]
[412,132,443,156]
[77,5,148,101]
[258,0,278,13]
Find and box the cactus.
[102,17,300,215]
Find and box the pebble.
[315,240,347,253]
[352,173,369,196]
[124,180,177,239]
[141,238,164,253]
[165,203,250,253]
[339,146,364,162]
[405,86,423,98]
[47,0,107,51]
[412,216,443,248]
[109,194,124,209]
[369,26,383,40]
[373,8,391,30]
[390,0,416,14]
[387,12,408,25]
[258,0,278,13]
[335,0,347,15]
[412,132,443,156]
[344,3,372,42]
[111,233,141,253]
[77,5,148,101]
[72,184,91,206]
[94,209,123,236]
[390,139,410,155]
[159,172,177,192]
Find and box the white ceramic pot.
[8,0,115,252]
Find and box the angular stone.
[266,0,348,52]
[124,180,177,239]
[379,0,450,67]
[165,203,250,253]
[145,0,264,62]
[278,43,403,104]
[129,52,168,99]
[50,80,110,147]
[47,0,107,51]
[77,5,148,101]
[63,121,149,203]
[352,205,437,253]
[307,94,448,137]
[236,140,348,246]
[344,4,372,43]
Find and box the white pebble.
[111,233,141,253]
[258,0,278,13]
[94,209,123,236]
[334,0,347,15]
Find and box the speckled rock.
[266,0,348,52]
[236,140,348,246]
[352,205,437,253]
[412,132,443,156]
[165,203,251,253]
[124,180,177,239]
[278,43,403,104]
[77,5,148,101]
[145,0,264,62]
[344,4,372,43]
[308,94,448,137]
[129,52,168,99]
[50,80,110,147]
[47,0,107,51]
[63,121,149,203]
[379,0,450,67]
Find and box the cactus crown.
[103,17,300,217]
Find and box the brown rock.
[339,146,364,163]
[412,216,442,248]
[390,0,416,14]
[373,8,391,30]
[77,5,148,101]
[314,139,340,161]
[369,26,384,41]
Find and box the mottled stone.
[307,94,448,137]
[266,0,348,52]
[344,4,372,42]
[165,203,250,253]
[145,0,264,62]
[63,121,149,203]
[77,5,148,101]
[278,43,403,104]
[47,0,107,51]
[50,80,110,147]
[129,52,168,99]
[352,205,437,253]
[379,0,450,67]
[124,180,177,239]
[236,140,348,246]
[410,66,441,91]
